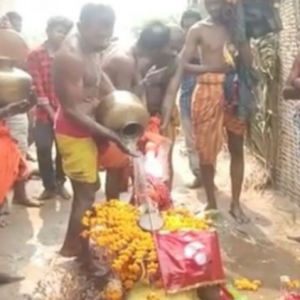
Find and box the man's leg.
[60,180,96,259]
[166,143,174,189]
[227,130,249,223]
[35,121,56,200]
[55,140,71,200]
[201,163,217,210]
[13,181,41,207]
[181,111,201,188]
[197,286,221,300]
[106,169,122,200]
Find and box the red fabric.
[55,108,92,138]
[138,116,163,153]
[154,230,225,293]
[27,42,58,123]
[130,115,172,210]
[130,174,172,210]
[0,122,28,205]
[98,141,129,169]
[283,292,300,300]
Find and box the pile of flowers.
[81,200,212,300]
[233,278,261,291]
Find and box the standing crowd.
[0,0,258,287]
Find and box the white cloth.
[5,113,29,156]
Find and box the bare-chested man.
[167,0,252,223]
[53,3,134,260]
[142,24,185,188]
[102,21,177,192]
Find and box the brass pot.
[96,91,149,140]
[0,58,32,106]
[0,29,29,61]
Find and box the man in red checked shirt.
[27,16,73,200]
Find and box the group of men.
[0,0,254,279]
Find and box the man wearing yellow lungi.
[53,4,135,263]
[177,0,254,223]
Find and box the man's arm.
[161,61,182,131]
[283,52,300,100]
[27,51,55,120]
[0,89,37,119]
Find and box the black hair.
[180,9,201,27]
[46,16,73,32]
[79,3,116,25]
[6,11,22,22]
[137,21,171,51]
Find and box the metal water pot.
[0,58,32,105]
[96,91,149,140]
[0,29,32,106]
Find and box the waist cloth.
[192,73,245,165]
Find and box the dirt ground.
[1,137,300,300]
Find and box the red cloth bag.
[154,230,225,293]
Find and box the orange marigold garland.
[81,201,212,299]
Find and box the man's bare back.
[101,48,140,91]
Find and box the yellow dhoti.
[56,134,129,186]
[56,134,99,184]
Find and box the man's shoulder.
[187,20,206,39]
[103,48,135,70]
[54,36,82,65]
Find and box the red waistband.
[54,108,92,138]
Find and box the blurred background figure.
[27,16,73,201]
[6,11,22,33]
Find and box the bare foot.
[13,198,43,208]
[28,169,40,179]
[186,176,203,189]
[0,217,8,228]
[26,152,36,162]
[229,203,250,224]
[204,203,218,211]
[60,241,81,258]
[0,198,10,215]
[56,185,71,200]
[0,272,24,285]
[287,235,300,243]
[38,189,56,200]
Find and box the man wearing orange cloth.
[165,0,253,223]
[0,94,36,221]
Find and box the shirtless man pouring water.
[53,3,135,261]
